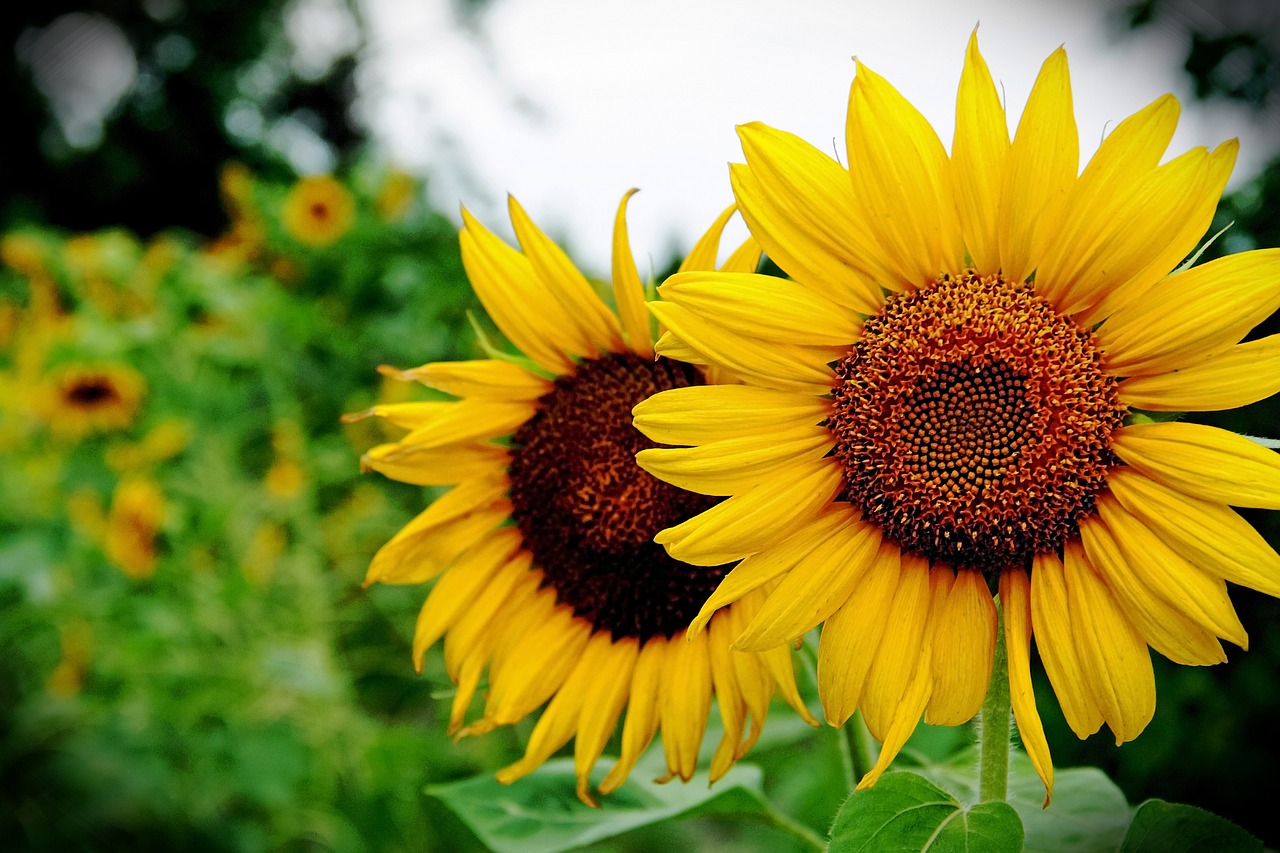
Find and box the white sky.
[355,0,1279,276]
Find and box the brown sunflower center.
[507,352,726,642]
[829,271,1125,571]
[64,376,120,408]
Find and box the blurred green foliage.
[0,166,502,849]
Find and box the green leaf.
[827,771,1023,853]
[915,752,1131,853]
[1121,799,1261,853]
[425,752,770,853]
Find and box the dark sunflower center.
[507,352,726,643]
[64,377,119,408]
[829,271,1125,572]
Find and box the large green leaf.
[827,770,1023,853]
[1120,799,1261,853]
[425,752,771,853]
[915,751,1130,853]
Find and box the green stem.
[978,604,1011,804]
[758,801,827,852]
[843,711,875,788]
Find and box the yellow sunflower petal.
[599,636,666,794]
[1097,248,1280,375]
[817,541,901,727]
[724,597,774,737]
[687,504,859,637]
[633,384,830,446]
[1033,94,1181,309]
[1111,422,1280,509]
[364,477,509,585]
[485,592,592,725]
[610,189,654,357]
[393,400,536,451]
[733,520,883,652]
[861,552,933,741]
[926,567,996,726]
[720,234,764,274]
[449,642,494,734]
[656,457,844,566]
[1079,512,1226,666]
[411,529,524,667]
[1107,466,1280,598]
[998,47,1077,285]
[381,359,552,400]
[658,271,863,347]
[1076,139,1237,326]
[344,400,453,430]
[636,426,832,496]
[648,300,841,394]
[736,122,893,300]
[1118,333,1280,411]
[1030,551,1104,739]
[1063,539,1156,745]
[708,613,748,783]
[846,61,964,286]
[361,441,508,487]
[660,627,713,782]
[1095,494,1247,648]
[757,635,819,726]
[573,637,639,807]
[856,660,931,791]
[1044,147,1223,318]
[459,209,577,372]
[678,202,737,274]
[508,195,624,355]
[1001,568,1053,804]
[496,633,610,785]
[370,506,510,586]
[442,552,532,678]
[952,29,1010,276]
[729,164,883,313]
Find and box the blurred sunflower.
[39,362,146,438]
[281,175,356,247]
[104,477,165,580]
[635,32,1280,800]
[352,192,814,804]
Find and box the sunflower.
[105,477,166,580]
[38,362,146,439]
[352,192,814,805]
[281,175,356,247]
[633,32,1280,800]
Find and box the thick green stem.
[843,711,875,787]
[978,604,1011,804]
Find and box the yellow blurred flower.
[220,162,255,215]
[265,460,307,499]
[1,232,62,323]
[282,175,356,247]
[66,487,108,540]
[38,362,146,439]
[47,618,93,698]
[264,419,308,499]
[375,170,417,222]
[0,298,18,350]
[105,478,166,580]
[243,521,287,586]
[106,417,192,472]
[0,232,50,279]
